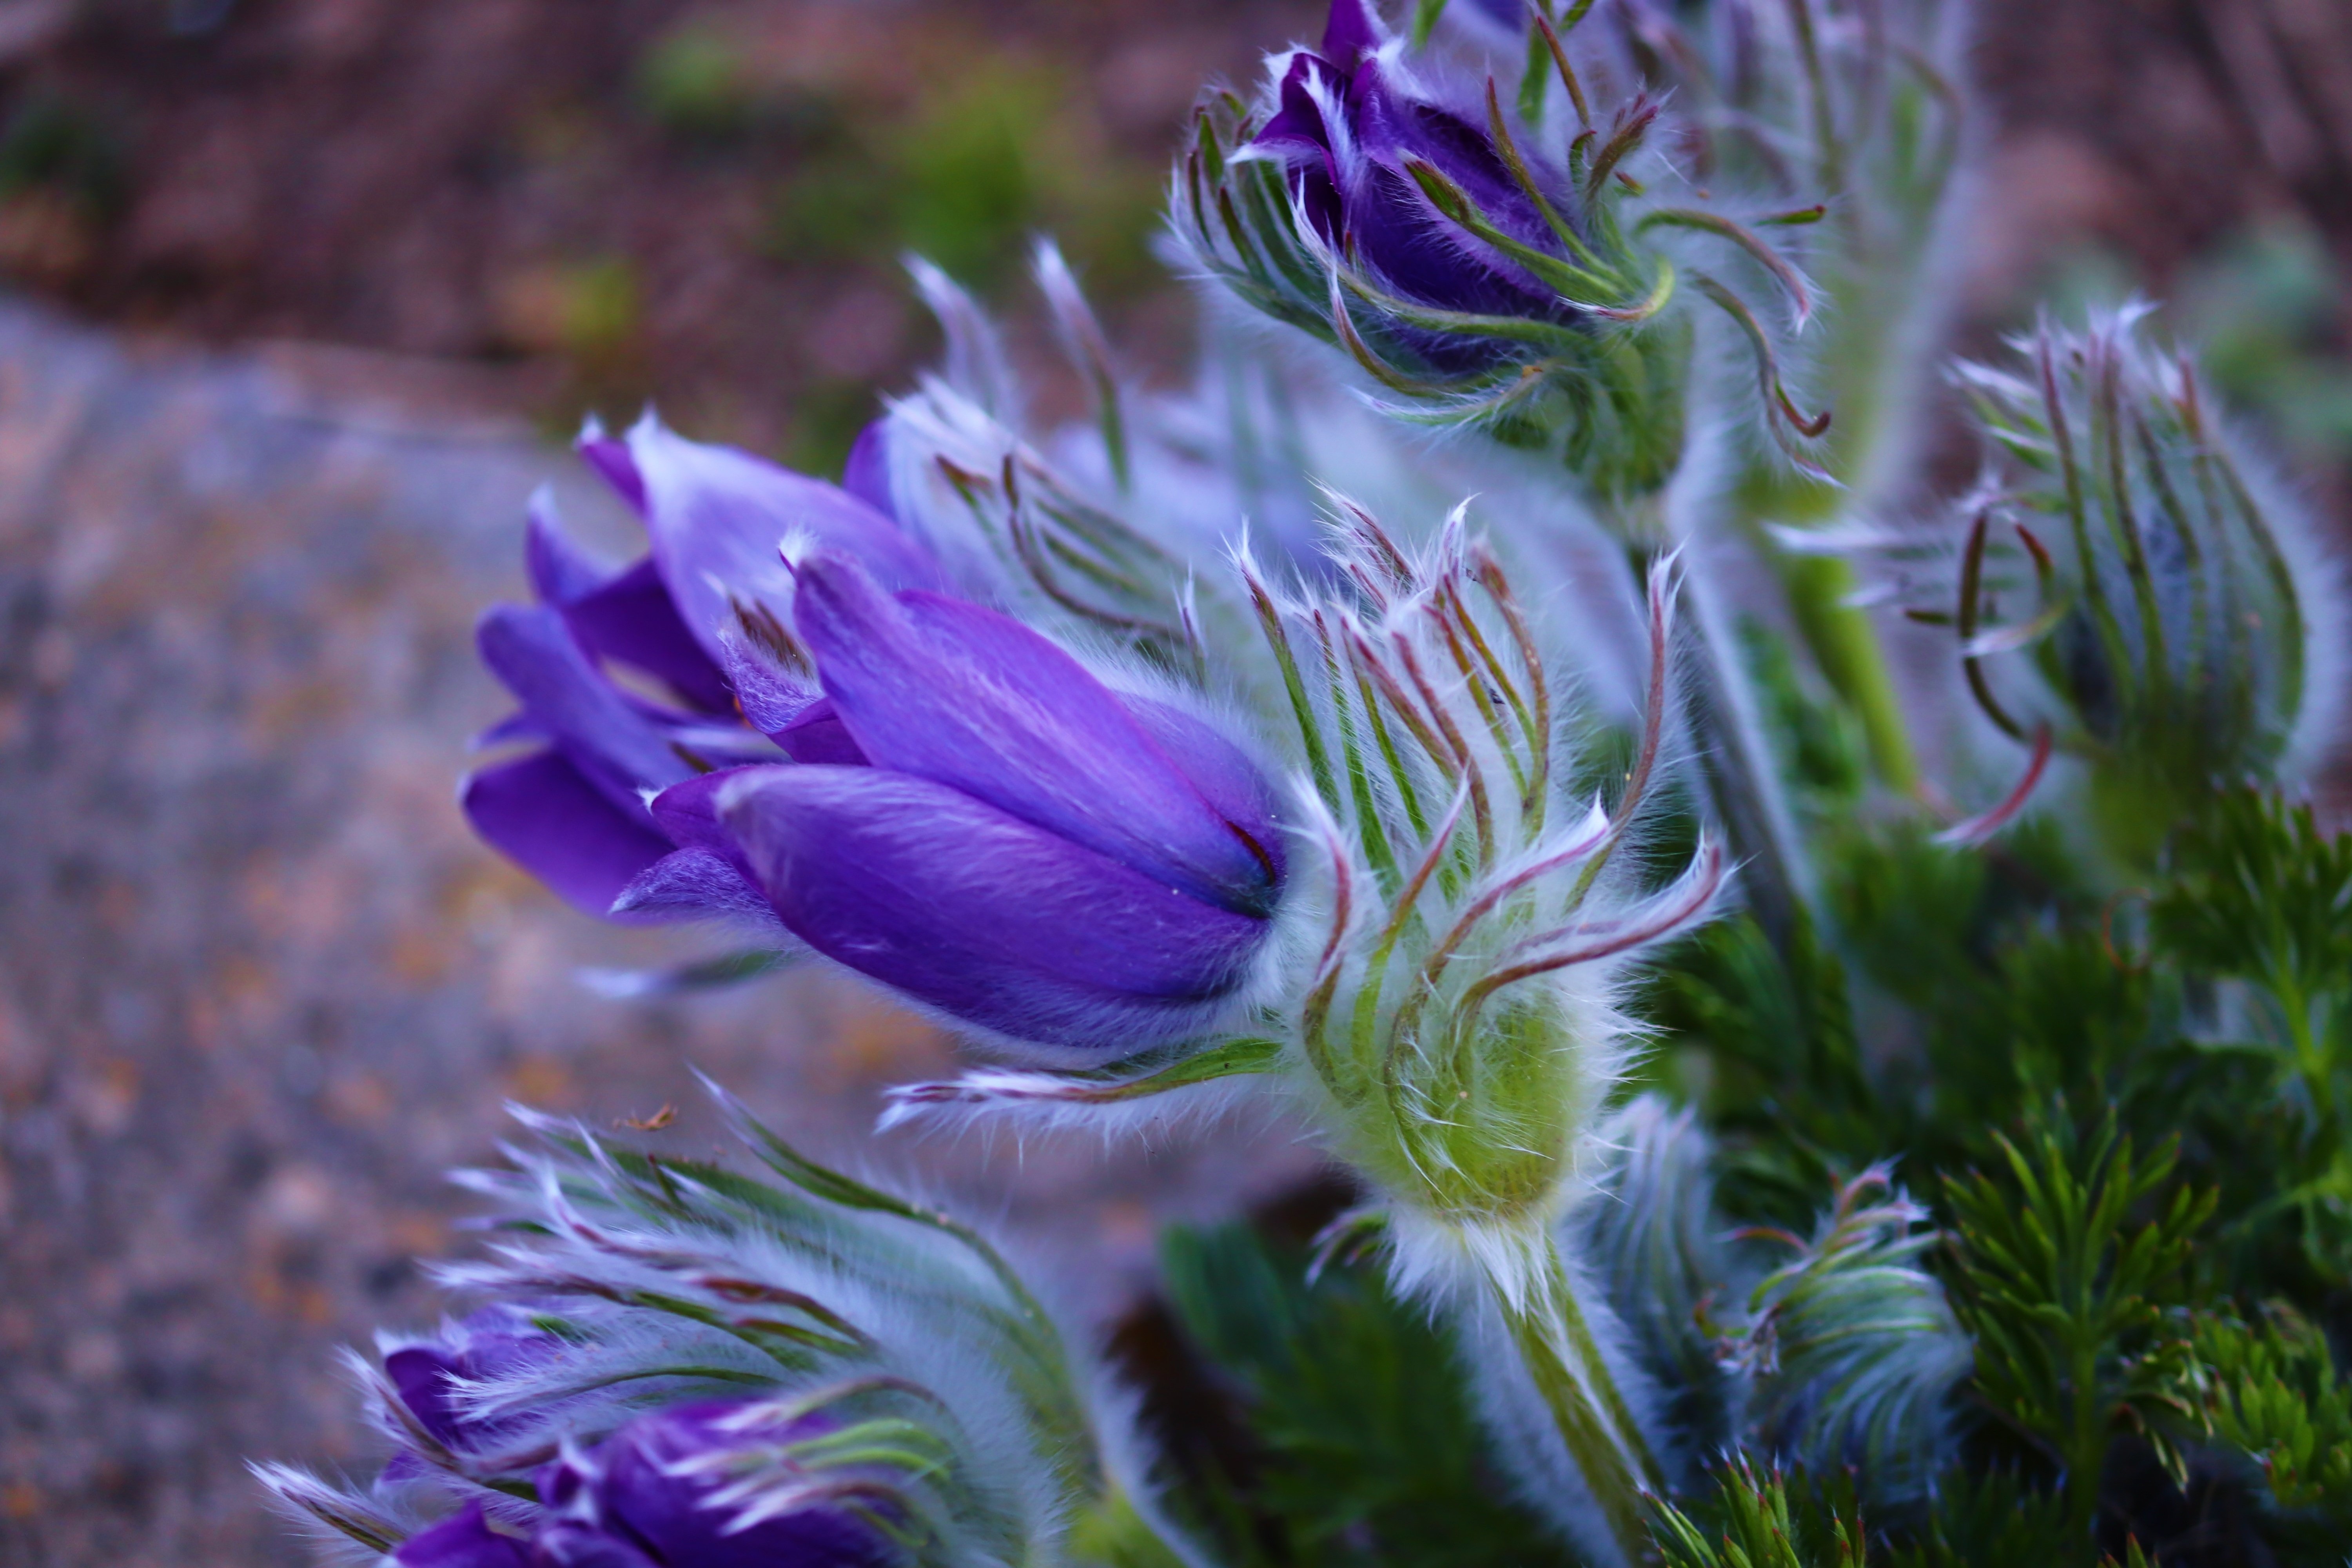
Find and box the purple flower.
[394,1504,534,1568]
[704,554,1287,1057]
[463,416,942,924]
[1252,0,1586,371]
[384,1305,560,1455]
[531,1400,897,1568]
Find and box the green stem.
[1779,552,1919,793]
[2276,972,2337,1131]
[1613,515,1811,942]
[1488,1235,1661,1566]
[2062,1338,2106,1561]
[1065,1483,1192,1568]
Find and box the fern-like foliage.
[1941,1118,2214,1557]
[1646,1459,1868,1568]
[2152,790,2352,1286]
[2176,1306,2352,1539]
[1154,1225,1558,1568]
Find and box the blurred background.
[0,0,2350,1561]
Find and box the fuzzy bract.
[1175,0,1826,497]
[261,1091,1116,1568]
[1918,307,2340,862]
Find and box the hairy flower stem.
[1488,1234,1663,1566]
[1778,552,1920,793]
[1611,500,1809,941]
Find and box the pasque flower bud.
[711,553,1286,1062]
[1176,0,1826,498]
[463,414,944,927]
[265,1091,1127,1568]
[1936,307,2336,858]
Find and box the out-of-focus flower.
[463,416,946,927]
[390,1503,532,1568]
[383,1305,560,1456]
[265,1091,1149,1568]
[530,1401,898,1568]
[711,553,1287,1060]
[1176,0,1826,498]
[1898,306,2338,860]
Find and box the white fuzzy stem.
[1484,1232,1662,1567]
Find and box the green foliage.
[2177,1308,2352,1524]
[2152,791,2352,1015]
[1743,615,1870,809]
[1885,1468,2074,1568]
[1824,820,1994,1012]
[635,24,762,138]
[1647,1460,1867,1568]
[765,61,1158,295]
[2152,791,2352,1283]
[1155,1225,1558,1568]
[2180,220,2352,462]
[1942,1120,2214,1554]
[1650,908,1885,1227]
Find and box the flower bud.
[267,1093,1121,1568]
[710,553,1287,1061]
[1939,307,2335,855]
[1249,502,1720,1245]
[530,1401,897,1568]
[1176,0,1826,497]
[463,415,946,927]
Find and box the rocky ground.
[0,0,2348,1563]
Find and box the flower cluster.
[257,2,2352,1566]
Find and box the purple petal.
[621,416,946,670]
[527,490,615,607]
[392,1506,534,1568]
[532,1523,661,1568]
[719,766,1270,1054]
[773,699,869,765]
[1341,65,1563,328]
[1321,0,1381,66]
[476,603,697,809]
[577,421,648,514]
[384,1307,557,1452]
[561,557,736,715]
[717,630,823,737]
[463,750,675,920]
[539,1403,891,1568]
[840,418,896,519]
[794,557,1281,915]
[1121,697,1287,887]
[611,847,782,928]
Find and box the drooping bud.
[1933,306,2336,861]
[1174,0,1828,499]
[462,414,948,931]
[260,1088,1131,1568]
[709,552,1288,1063]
